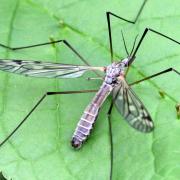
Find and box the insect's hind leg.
[0,89,97,147]
[106,0,148,62]
[129,68,180,86]
[107,101,114,180]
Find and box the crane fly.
[0,0,179,151]
[0,57,154,148]
[0,1,179,180]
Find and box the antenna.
[121,30,129,56]
[130,34,139,56]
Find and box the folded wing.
[113,78,154,133]
[0,59,103,78]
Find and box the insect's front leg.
[106,0,148,62]
[130,28,180,64]
[0,89,97,147]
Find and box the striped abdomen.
[71,82,113,149]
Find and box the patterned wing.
[0,59,102,78]
[113,78,154,133]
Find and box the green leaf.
[0,0,179,179]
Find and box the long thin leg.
[107,100,114,180]
[130,28,180,64]
[0,89,97,147]
[106,0,148,62]
[0,40,91,66]
[0,40,102,77]
[129,68,180,86]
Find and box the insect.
[0,0,179,155]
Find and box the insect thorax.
[104,59,128,84]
